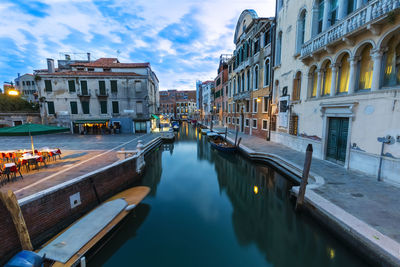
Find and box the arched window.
[276,32,282,65]
[383,36,400,87]
[254,65,259,89]
[358,44,373,90]
[264,59,270,86]
[293,71,301,100]
[233,78,236,94]
[329,0,338,26]
[296,10,306,54]
[337,53,350,93]
[237,76,241,93]
[313,0,325,36]
[241,72,245,92]
[309,66,318,98]
[247,69,251,91]
[321,61,332,96]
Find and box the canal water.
[90,123,369,267]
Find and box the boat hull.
[210,141,237,153]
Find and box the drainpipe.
[267,16,277,141]
[377,135,394,181]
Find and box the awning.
[0,123,70,136]
[74,119,109,124]
[151,114,160,120]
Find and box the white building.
[199,80,215,121]
[35,56,159,134]
[273,0,400,184]
[14,73,38,103]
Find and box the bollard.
[295,144,313,211]
[136,140,144,153]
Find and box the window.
[338,54,350,93]
[246,100,250,113]
[236,117,240,125]
[310,66,318,98]
[254,38,260,54]
[99,81,106,95]
[264,59,270,86]
[228,117,231,123]
[112,101,119,114]
[137,101,143,114]
[245,118,250,127]
[238,75,241,93]
[321,61,332,96]
[16,81,19,86]
[135,81,142,92]
[216,78,221,86]
[80,81,88,95]
[100,101,107,114]
[276,32,282,65]
[81,101,90,114]
[329,0,338,26]
[32,81,34,85]
[383,37,400,87]
[263,96,269,113]
[347,0,356,15]
[317,1,324,34]
[241,73,245,92]
[27,81,31,86]
[70,101,78,114]
[262,120,268,130]
[88,68,94,71]
[297,10,306,54]
[68,80,76,92]
[111,80,118,93]
[293,71,302,100]
[252,119,257,129]
[253,98,258,113]
[358,44,373,90]
[22,81,25,86]
[47,101,55,114]
[44,80,52,92]
[289,115,299,136]
[254,66,259,89]
[264,30,271,46]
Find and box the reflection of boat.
[210,137,237,153]
[171,121,179,131]
[32,186,150,266]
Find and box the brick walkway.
[212,126,400,245]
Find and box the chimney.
[47,58,55,73]
[87,52,91,62]
[65,54,71,60]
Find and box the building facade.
[14,74,38,103]
[226,10,274,139]
[214,54,231,125]
[274,0,400,184]
[198,81,215,122]
[35,56,159,134]
[160,89,196,119]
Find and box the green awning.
[151,114,160,120]
[0,123,70,136]
[74,119,109,124]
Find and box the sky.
[0,0,275,90]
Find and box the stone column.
[330,64,338,96]
[371,50,383,92]
[322,0,331,31]
[338,0,347,19]
[348,57,358,94]
[316,70,323,98]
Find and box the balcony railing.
[96,89,109,97]
[233,91,251,101]
[301,0,400,58]
[77,89,91,97]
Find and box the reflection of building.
[197,81,215,121]
[226,10,274,139]
[35,55,159,134]
[214,54,231,125]
[14,73,38,103]
[273,0,400,183]
[159,89,196,119]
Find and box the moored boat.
[209,137,237,153]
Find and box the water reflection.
[91,123,368,267]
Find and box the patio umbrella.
[0,123,70,155]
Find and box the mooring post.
[236,137,242,148]
[295,144,313,211]
[210,120,213,132]
[225,127,228,141]
[234,128,239,146]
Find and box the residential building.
[273,0,400,184]
[14,73,38,102]
[214,54,231,125]
[227,10,274,139]
[197,81,215,122]
[160,89,196,119]
[35,55,159,134]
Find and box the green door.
[326,118,349,163]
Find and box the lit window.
[310,66,318,98]
[293,71,302,100]
[338,54,350,93]
[383,36,400,87]
[321,61,332,96]
[358,44,374,90]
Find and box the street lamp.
[7,89,19,96]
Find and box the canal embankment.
[200,123,400,266]
[0,135,163,264]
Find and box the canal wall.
[0,136,163,264]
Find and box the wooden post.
[236,137,242,148]
[210,120,213,131]
[295,144,313,211]
[234,128,239,146]
[224,127,227,141]
[0,190,33,250]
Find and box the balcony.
[96,89,109,98]
[233,91,251,101]
[301,0,400,58]
[77,89,91,98]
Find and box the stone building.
[14,74,38,103]
[198,81,215,122]
[160,89,196,119]
[226,10,274,139]
[35,56,159,134]
[214,54,231,125]
[273,0,400,184]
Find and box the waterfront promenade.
[208,125,400,265]
[0,133,158,199]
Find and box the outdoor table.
[3,163,18,182]
[19,155,45,171]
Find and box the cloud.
[0,0,275,90]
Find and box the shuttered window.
[47,101,55,114]
[68,80,76,92]
[100,101,107,114]
[45,80,52,92]
[81,101,90,114]
[70,101,78,114]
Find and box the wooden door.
[326,118,349,163]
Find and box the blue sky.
[0,0,275,90]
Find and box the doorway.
[326,117,349,164]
